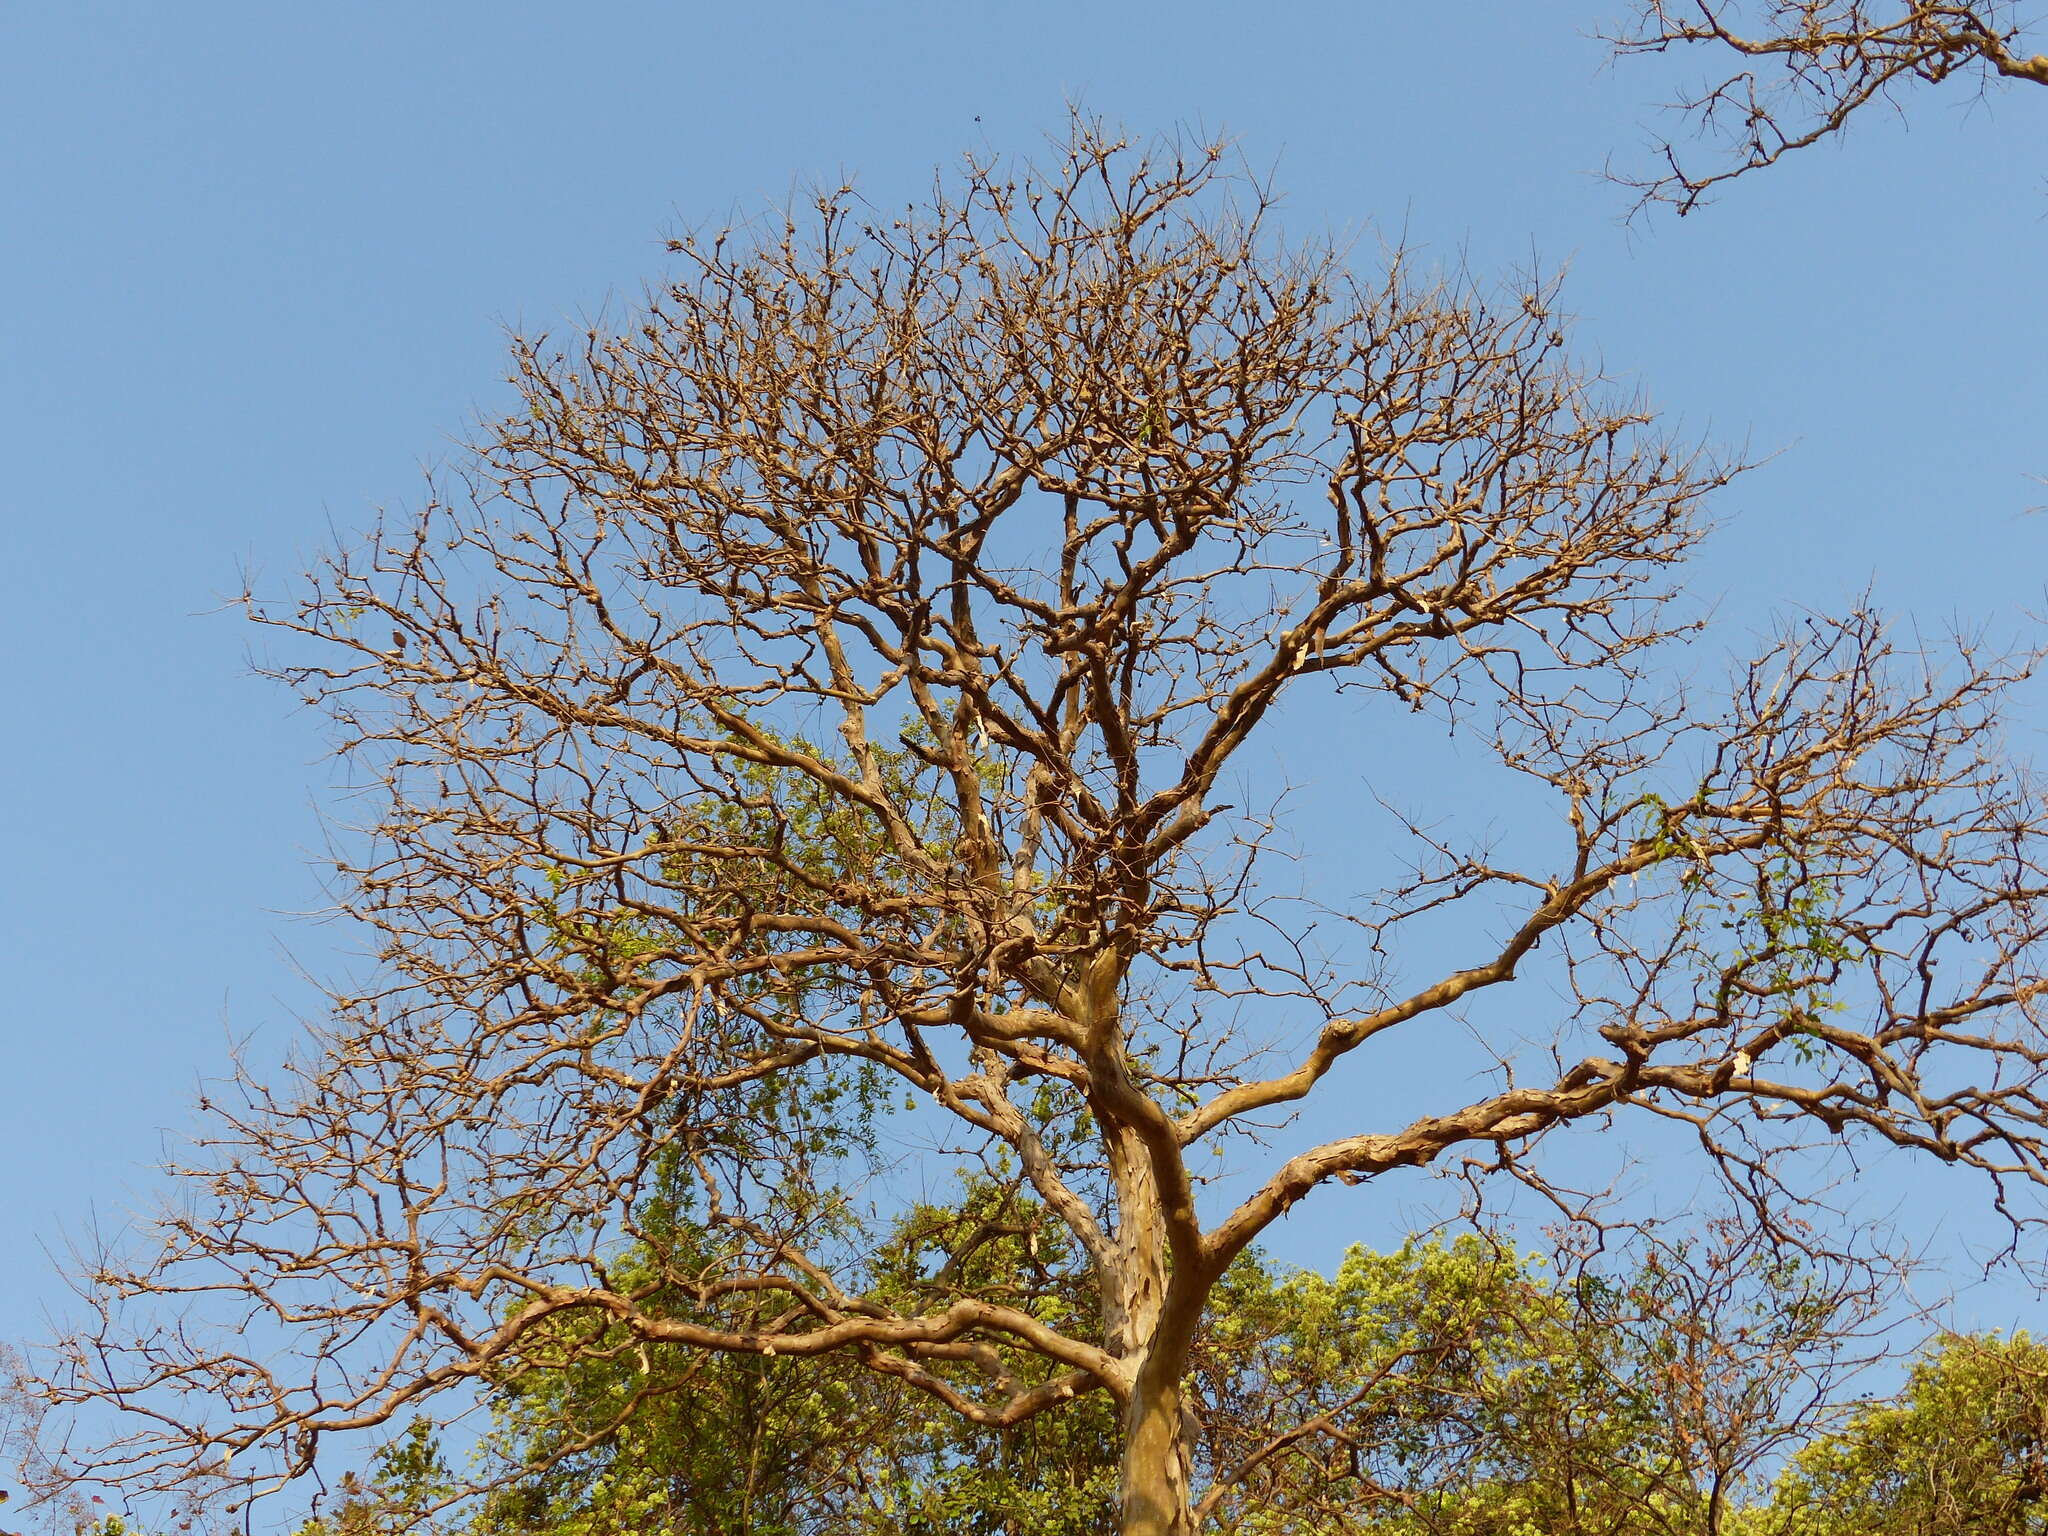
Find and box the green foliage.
[858,1384,1122,1536]
[79,1243,2045,1536]
[854,1182,1120,1536]
[460,1177,1112,1536]
[472,1347,861,1536]
[1241,1238,1707,1536]
[68,1236,1982,1536]
[454,1227,1853,1536]
[285,1420,455,1536]
[1764,1333,2048,1535]
[1193,1238,1554,1531]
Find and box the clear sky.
[3,0,2044,1363]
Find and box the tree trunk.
[1097,1096,1204,1533]
[1120,1364,1198,1536]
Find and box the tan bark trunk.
[1119,1363,1198,1536]
[1090,1016,1206,1533]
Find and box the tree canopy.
[287,1214,1902,1536]
[27,121,2048,1536]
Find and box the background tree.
[1760,1331,2048,1533]
[1189,1221,1890,1536]
[294,1422,456,1536]
[40,1223,1941,1536]
[381,1219,1901,1536]
[31,121,2048,1536]
[1612,1,2048,211]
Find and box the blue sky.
[3,0,2045,1361]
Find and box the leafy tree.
[464,1241,868,1536]
[464,1176,1119,1536]
[463,1212,1888,1536]
[34,121,2048,1536]
[293,1422,455,1536]
[1763,1331,2048,1534]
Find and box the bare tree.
[31,122,2048,1536]
[1612,1,2048,211]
